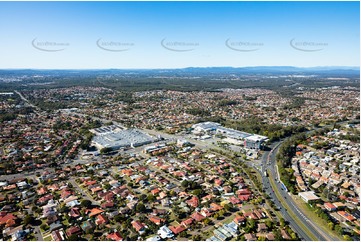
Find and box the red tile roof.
[181,218,194,227]
[191,212,205,222]
[107,232,123,241]
[186,196,199,208]
[131,220,145,231]
[149,216,164,225]
[96,214,108,225]
[234,215,246,224]
[338,211,356,221]
[169,225,186,234]
[66,226,81,237]
[88,208,104,217]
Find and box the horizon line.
[0,65,360,71]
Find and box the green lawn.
[62,218,70,226]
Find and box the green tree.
[279,218,285,227]
[147,194,156,202]
[103,183,111,190]
[343,235,352,241]
[192,189,203,197]
[23,215,35,225]
[247,219,256,231]
[67,234,79,241]
[100,147,112,154]
[223,203,233,212]
[181,180,189,188]
[328,222,335,230]
[265,219,273,229]
[136,202,146,213]
[203,218,211,226]
[81,199,92,208]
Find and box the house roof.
[149,216,164,225]
[96,214,108,225]
[107,232,123,241]
[181,218,194,226]
[244,233,256,241]
[169,225,186,234]
[131,220,145,231]
[186,196,199,208]
[0,213,16,226]
[234,215,246,224]
[324,202,336,210]
[191,212,205,222]
[66,226,81,237]
[88,208,104,217]
[209,203,222,211]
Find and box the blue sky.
[0,1,359,69]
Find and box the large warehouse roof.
[92,128,157,149]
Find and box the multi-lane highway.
[261,141,338,241]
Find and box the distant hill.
[0,66,359,92]
[0,66,359,76]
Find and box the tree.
[279,218,285,227]
[85,227,94,235]
[103,183,111,190]
[328,222,335,230]
[40,224,49,231]
[192,234,202,241]
[192,189,203,197]
[24,215,35,225]
[67,234,79,241]
[334,225,343,235]
[265,219,273,229]
[273,229,283,241]
[135,202,146,213]
[223,203,233,212]
[181,180,189,188]
[247,219,256,231]
[179,231,188,238]
[100,147,112,154]
[343,235,352,241]
[290,232,297,240]
[114,215,124,223]
[147,194,156,202]
[203,218,211,226]
[81,199,92,208]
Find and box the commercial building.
[192,122,268,150]
[244,135,269,150]
[298,191,320,203]
[192,122,221,133]
[90,124,124,135]
[91,127,157,150]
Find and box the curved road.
[262,141,338,241]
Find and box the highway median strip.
[268,172,318,241]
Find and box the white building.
[298,191,320,203]
[158,225,174,239]
[192,122,221,133]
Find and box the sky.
[0,1,359,69]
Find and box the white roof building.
[298,191,320,203]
